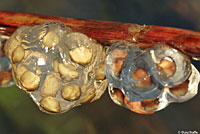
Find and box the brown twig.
[0,11,199,57]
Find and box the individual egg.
[65,32,93,65]
[146,45,191,87]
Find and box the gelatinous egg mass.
[4,21,200,114]
[6,21,108,114]
[106,41,200,114]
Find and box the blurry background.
[0,0,200,134]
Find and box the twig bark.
[0,11,199,57]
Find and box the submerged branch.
[0,11,199,57]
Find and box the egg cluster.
[6,22,108,113]
[106,41,200,114]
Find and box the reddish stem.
[0,11,200,57]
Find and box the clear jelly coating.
[106,42,200,113]
[146,45,191,87]
[6,21,108,113]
